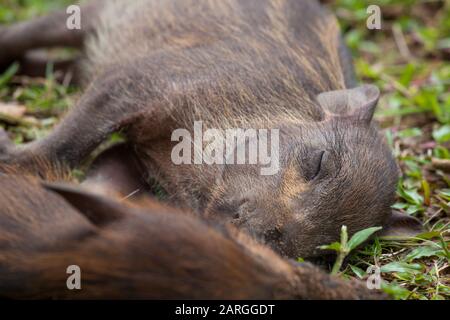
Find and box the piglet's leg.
[1,67,162,172]
[17,50,81,84]
[0,1,105,70]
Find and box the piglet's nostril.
[238,198,249,206]
[230,198,257,220]
[238,198,257,216]
[264,228,283,243]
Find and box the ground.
[0,0,448,300]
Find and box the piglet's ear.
[379,210,424,238]
[42,182,127,227]
[316,84,380,123]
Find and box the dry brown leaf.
[0,102,26,118]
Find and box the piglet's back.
[83,0,347,127]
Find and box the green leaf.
[397,182,424,206]
[399,63,416,87]
[349,265,366,279]
[433,146,450,159]
[406,204,422,215]
[347,226,382,251]
[406,246,444,261]
[421,179,431,205]
[382,282,411,300]
[433,125,450,143]
[319,242,341,252]
[0,62,19,89]
[381,262,424,274]
[416,231,441,240]
[439,189,450,201]
[397,128,422,139]
[392,202,408,210]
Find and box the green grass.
[328,0,450,300]
[0,0,73,23]
[0,1,77,144]
[0,0,449,300]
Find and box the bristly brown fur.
[0,156,72,182]
[0,0,400,259]
[84,0,345,129]
[0,173,386,299]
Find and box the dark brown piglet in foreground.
[0,173,386,299]
[0,0,421,258]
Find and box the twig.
[121,189,141,201]
[432,158,450,173]
[392,24,412,61]
[379,73,413,98]
[0,112,39,127]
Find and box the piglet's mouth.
[231,218,284,242]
